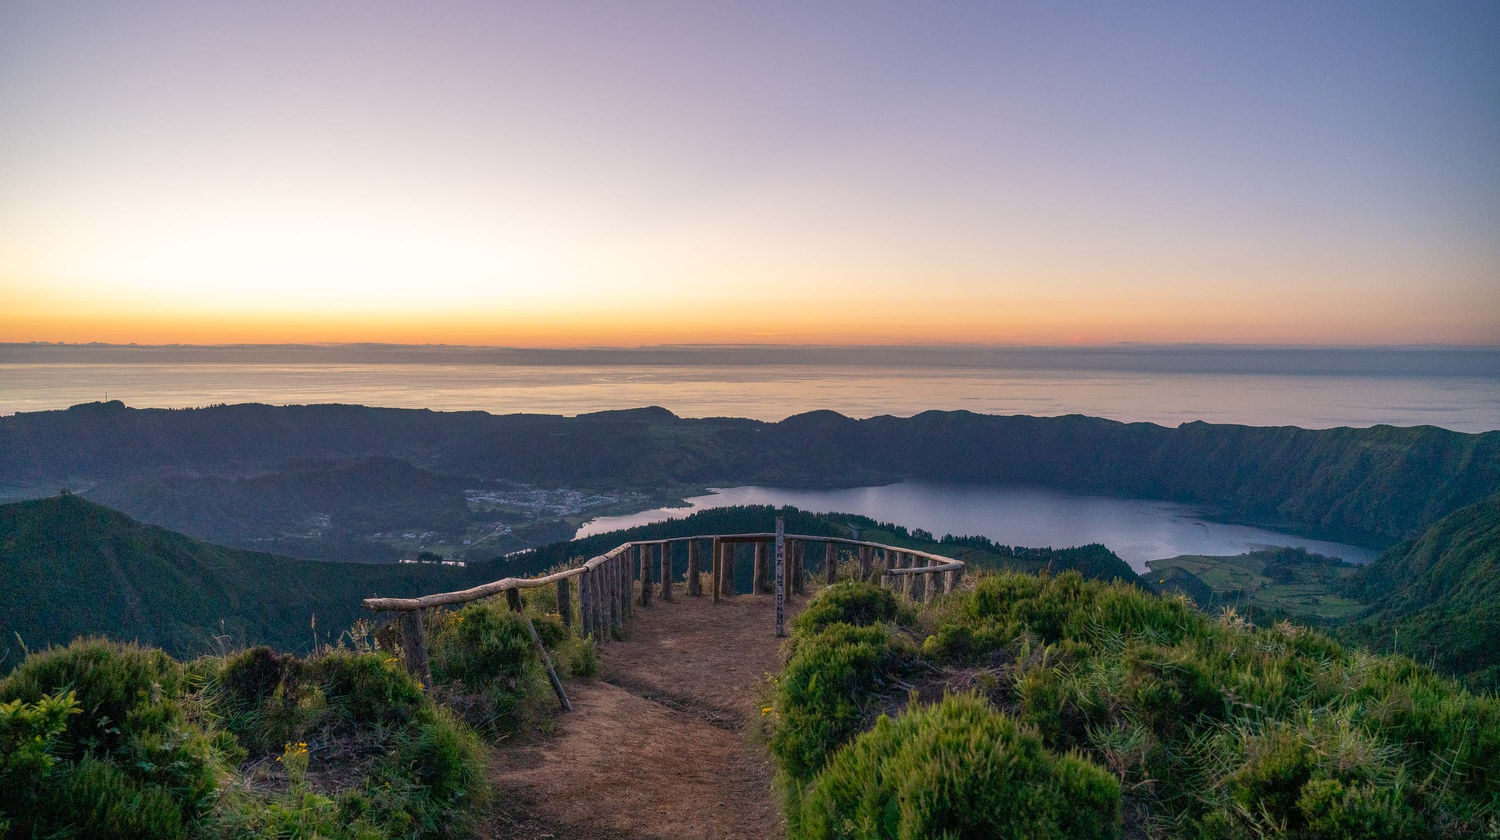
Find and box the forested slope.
[0,494,498,663]
[1342,494,1500,690]
[4,401,1495,542]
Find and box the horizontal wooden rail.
[362,566,587,612]
[359,531,967,699]
[363,532,966,612]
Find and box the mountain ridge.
[4,402,1494,544]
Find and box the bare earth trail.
[481,592,800,840]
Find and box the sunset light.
[3,2,1496,346]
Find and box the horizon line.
[7,340,1500,352]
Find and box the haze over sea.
[3,344,1497,432]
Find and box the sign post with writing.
[774,517,786,638]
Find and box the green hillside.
[4,402,1496,545]
[769,576,1500,839]
[0,494,498,663]
[1342,494,1500,690]
[1145,547,1365,622]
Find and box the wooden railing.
[361,532,966,704]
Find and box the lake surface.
[575,482,1382,572]
[3,361,1497,432]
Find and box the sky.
[1,1,1497,347]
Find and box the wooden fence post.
[799,541,808,594]
[825,542,837,585]
[858,545,873,581]
[688,540,702,596]
[506,588,523,613]
[904,555,922,601]
[617,552,629,622]
[923,571,937,603]
[557,577,572,629]
[576,570,590,638]
[791,540,805,595]
[660,542,673,602]
[399,610,433,690]
[592,567,604,640]
[617,552,629,625]
[523,613,572,712]
[639,544,653,607]
[711,537,722,603]
[606,559,617,635]
[753,541,767,593]
[720,541,736,597]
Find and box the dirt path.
[481,593,801,840]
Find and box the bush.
[427,601,545,733]
[555,635,599,678]
[796,694,1121,840]
[0,639,236,839]
[775,570,1500,839]
[794,582,910,637]
[770,623,902,785]
[201,646,487,840]
[209,646,424,756]
[0,691,78,829]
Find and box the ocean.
[2,350,1497,432]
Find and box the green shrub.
[427,601,544,733]
[0,690,79,827]
[776,570,1500,839]
[770,623,901,785]
[796,694,1121,840]
[389,706,489,831]
[794,582,910,636]
[0,639,235,839]
[208,646,424,756]
[556,635,599,678]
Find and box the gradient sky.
[2,1,1497,346]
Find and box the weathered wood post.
[592,563,603,642]
[687,539,702,596]
[618,552,629,625]
[639,543,653,607]
[753,541,769,594]
[774,518,786,637]
[711,537,723,603]
[858,545,873,581]
[506,588,523,613]
[948,563,964,593]
[557,577,573,629]
[798,540,808,594]
[825,541,837,585]
[720,541,736,597]
[659,541,673,602]
[604,559,617,640]
[523,613,572,711]
[399,610,433,690]
[577,569,591,638]
[923,570,937,603]
[612,554,622,627]
[791,540,805,595]
[592,566,604,640]
[905,555,923,601]
[591,566,603,641]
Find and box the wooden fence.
[361,533,966,705]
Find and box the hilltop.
[0,494,503,663]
